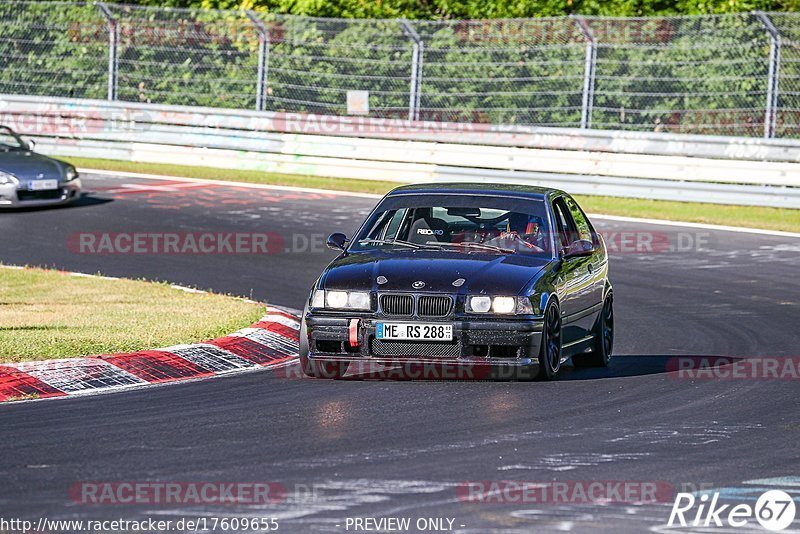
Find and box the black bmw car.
[300,183,613,380]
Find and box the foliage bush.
[127,0,799,19]
[1,2,798,137]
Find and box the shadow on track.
[0,194,112,213]
[559,354,752,381]
[268,355,746,382]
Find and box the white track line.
[80,168,383,199]
[589,214,800,239]
[81,168,800,239]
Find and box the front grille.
[381,294,414,316]
[418,295,453,317]
[371,339,461,358]
[17,189,63,201]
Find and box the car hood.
[321,250,551,295]
[0,150,63,182]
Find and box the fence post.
[400,20,423,122]
[572,15,596,129]
[247,10,269,112]
[755,11,781,139]
[95,2,118,101]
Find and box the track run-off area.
[1,172,799,533]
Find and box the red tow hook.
[348,318,360,348]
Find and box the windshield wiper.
[425,241,517,254]
[358,238,426,250]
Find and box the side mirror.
[25,139,35,151]
[326,232,348,251]
[562,239,594,259]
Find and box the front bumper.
[306,313,543,379]
[0,179,82,208]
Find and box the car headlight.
[0,171,18,186]
[312,289,371,310]
[65,166,78,182]
[466,295,534,315]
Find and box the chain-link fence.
[590,15,771,137]
[0,2,107,100]
[768,13,800,137]
[1,2,799,138]
[104,3,260,109]
[265,16,414,118]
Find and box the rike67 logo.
[668,490,796,531]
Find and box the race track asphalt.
[1,172,798,533]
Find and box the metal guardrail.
[2,94,800,208]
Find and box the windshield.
[0,127,25,151]
[350,194,553,257]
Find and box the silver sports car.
[0,126,81,208]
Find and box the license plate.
[376,323,453,341]
[28,179,58,191]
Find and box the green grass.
[0,266,265,362]
[65,156,800,233]
[67,156,399,196]
[573,195,800,233]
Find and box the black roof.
[386,182,565,200]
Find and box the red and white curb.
[0,307,300,403]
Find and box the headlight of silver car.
[65,166,78,182]
[312,289,371,310]
[466,295,534,315]
[0,171,18,186]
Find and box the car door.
[564,195,606,310]
[551,196,596,344]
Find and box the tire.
[537,300,562,380]
[298,311,350,379]
[298,308,313,376]
[574,293,614,368]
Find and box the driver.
[486,212,546,252]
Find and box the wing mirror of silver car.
[326,232,349,251]
[25,139,35,151]
[562,239,595,258]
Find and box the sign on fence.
[347,91,370,116]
